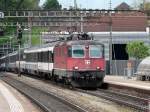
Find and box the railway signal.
[17,24,22,44]
[17,28,22,40]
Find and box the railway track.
[0,75,87,112]
[42,75,149,112]
[78,89,149,112]
[1,72,149,112]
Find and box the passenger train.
[0,33,105,88]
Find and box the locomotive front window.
[89,45,103,58]
[72,45,85,58]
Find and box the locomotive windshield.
[68,45,85,58]
[89,45,103,58]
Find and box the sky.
[39,0,138,9]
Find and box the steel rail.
[1,9,144,12]
[1,73,149,111]
[0,76,87,112]
[77,89,149,111]
[98,89,148,102]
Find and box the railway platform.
[104,75,150,91]
[0,79,42,112]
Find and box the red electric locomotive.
[53,34,105,88]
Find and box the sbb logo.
[85,60,90,65]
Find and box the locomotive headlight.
[74,66,79,70]
[85,46,89,49]
[96,67,100,70]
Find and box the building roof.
[115,2,131,10]
[91,32,149,44]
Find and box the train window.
[68,47,72,57]
[39,52,42,62]
[42,51,49,62]
[46,51,49,62]
[52,53,54,62]
[72,45,85,58]
[31,53,34,62]
[89,45,103,58]
[41,52,43,62]
[26,53,29,61]
[42,52,46,62]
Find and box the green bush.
[126,41,149,59]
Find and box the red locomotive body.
[54,40,105,88]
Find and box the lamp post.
[16,23,22,77]
[9,36,13,52]
[80,10,83,32]
[28,16,32,48]
[18,43,21,77]
[11,44,21,77]
[143,0,146,10]
[109,0,113,75]
[109,17,113,75]
[74,0,77,9]
[8,36,13,72]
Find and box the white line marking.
[0,83,24,112]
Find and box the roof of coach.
[24,46,54,53]
[8,51,18,57]
[0,55,6,60]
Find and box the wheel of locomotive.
[145,76,150,81]
[37,71,40,77]
[63,77,68,85]
[141,76,146,81]
[54,75,59,83]
[48,73,52,80]
[44,73,50,79]
[39,72,44,78]
[15,68,18,74]
[34,70,37,76]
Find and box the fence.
[106,60,141,76]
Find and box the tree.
[142,2,150,15]
[0,0,40,39]
[0,0,40,10]
[126,41,149,59]
[17,0,40,10]
[42,0,61,10]
[132,0,150,15]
